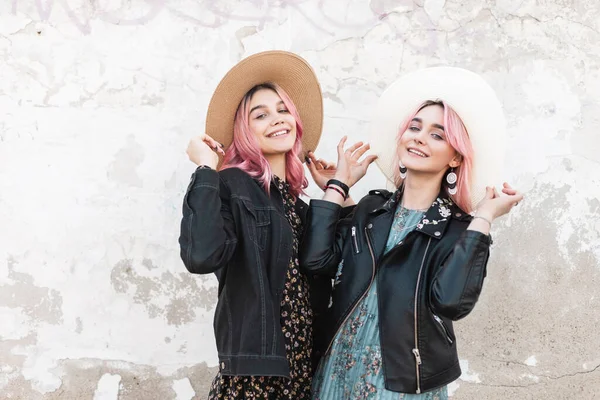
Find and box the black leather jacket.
[179,167,331,377]
[300,188,491,393]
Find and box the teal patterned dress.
[312,205,448,400]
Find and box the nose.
[271,116,284,126]
[413,130,425,144]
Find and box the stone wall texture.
[1,0,599,399]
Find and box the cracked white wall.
[1,0,599,399]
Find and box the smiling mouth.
[267,129,289,138]
[408,148,428,158]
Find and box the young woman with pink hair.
[179,51,332,399]
[301,67,523,399]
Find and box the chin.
[264,146,294,157]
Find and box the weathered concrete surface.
[1,0,598,399]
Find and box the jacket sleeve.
[299,199,354,277]
[178,168,238,274]
[429,230,491,320]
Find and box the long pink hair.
[393,100,474,213]
[219,83,308,198]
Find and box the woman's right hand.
[186,134,225,168]
[332,136,378,188]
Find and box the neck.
[401,172,444,210]
[266,153,286,180]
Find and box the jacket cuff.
[188,168,219,191]
[310,199,342,214]
[463,229,492,246]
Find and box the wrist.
[332,174,350,186]
[325,179,349,199]
[474,209,494,222]
[325,185,348,200]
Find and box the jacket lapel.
[415,192,465,239]
[368,189,401,262]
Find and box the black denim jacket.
[179,167,331,377]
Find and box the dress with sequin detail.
[208,177,313,399]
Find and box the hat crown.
[369,67,506,211]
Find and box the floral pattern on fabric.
[312,205,448,400]
[416,197,454,229]
[208,176,313,400]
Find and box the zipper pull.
[412,348,422,365]
[351,226,360,254]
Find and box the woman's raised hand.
[332,136,378,188]
[186,134,226,169]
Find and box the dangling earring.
[446,167,457,195]
[399,162,407,179]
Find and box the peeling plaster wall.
[1,1,599,399]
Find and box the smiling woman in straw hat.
[178,51,331,399]
[300,67,523,399]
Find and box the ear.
[449,154,462,168]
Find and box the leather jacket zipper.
[351,226,361,254]
[433,314,454,345]
[413,238,432,394]
[324,223,376,356]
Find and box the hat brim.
[369,67,507,210]
[206,51,323,167]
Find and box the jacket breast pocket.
[241,200,271,251]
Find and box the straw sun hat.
[205,50,323,162]
[369,67,507,210]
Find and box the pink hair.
[393,100,474,213]
[219,83,308,198]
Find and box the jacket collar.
[369,186,467,240]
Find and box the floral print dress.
[312,205,448,400]
[208,177,313,399]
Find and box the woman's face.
[247,88,297,157]
[398,104,461,175]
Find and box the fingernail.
[219,142,225,148]
[305,156,311,164]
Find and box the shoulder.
[366,189,393,198]
[355,188,394,211]
[218,167,254,183]
[448,203,473,223]
[217,167,262,198]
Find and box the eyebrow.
[249,100,285,114]
[411,117,445,132]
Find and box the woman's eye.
[278,109,289,113]
[409,126,419,131]
[432,133,444,140]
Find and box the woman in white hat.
[179,51,333,399]
[301,67,523,399]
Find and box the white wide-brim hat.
[369,66,507,211]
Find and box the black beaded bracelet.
[196,165,215,170]
[326,179,349,197]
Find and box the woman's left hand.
[475,182,523,221]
